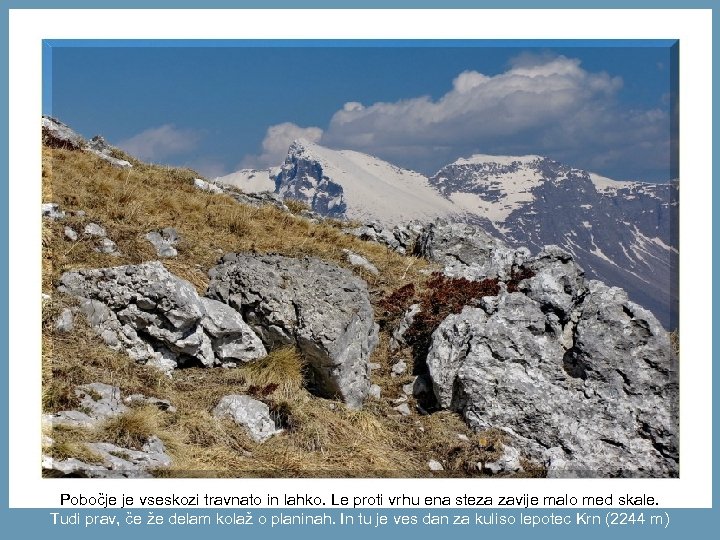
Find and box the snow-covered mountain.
[217,141,678,329]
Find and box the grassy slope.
[42,145,526,478]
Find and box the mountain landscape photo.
[41,44,679,478]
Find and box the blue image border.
[3,2,716,539]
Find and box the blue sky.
[45,42,678,181]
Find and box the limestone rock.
[55,308,74,332]
[42,116,84,149]
[64,226,78,241]
[390,303,421,352]
[58,261,266,371]
[124,394,176,413]
[428,459,444,471]
[212,395,282,442]
[482,445,524,475]
[84,223,107,237]
[207,253,378,408]
[426,284,678,477]
[42,202,66,220]
[194,178,224,194]
[414,220,530,281]
[145,228,180,258]
[342,249,378,275]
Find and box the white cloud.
[116,124,201,162]
[316,55,669,178]
[241,122,323,169]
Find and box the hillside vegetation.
[42,145,528,477]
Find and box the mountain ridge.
[215,140,679,329]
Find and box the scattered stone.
[414,220,530,281]
[42,116,84,149]
[368,362,381,371]
[390,360,407,378]
[58,261,267,372]
[124,394,177,413]
[390,303,421,351]
[42,293,51,303]
[207,253,378,408]
[64,226,78,241]
[42,203,65,220]
[194,178,224,194]
[342,249,379,275]
[392,396,408,405]
[84,223,107,237]
[482,445,523,475]
[145,228,179,258]
[212,395,282,442]
[345,220,425,255]
[43,437,171,478]
[457,434,470,442]
[368,384,382,399]
[402,381,415,396]
[55,308,74,333]
[75,383,129,419]
[85,136,132,168]
[42,410,97,428]
[393,403,411,416]
[428,459,444,471]
[95,237,119,255]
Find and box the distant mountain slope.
[219,142,678,329]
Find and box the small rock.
[42,293,51,303]
[482,445,524,475]
[95,237,118,255]
[428,459,444,471]
[84,223,107,237]
[342,249,379,275]
[402,380,415,396]
[391,396,408,405]
[76,383,128,419]
[368,384,382,399]
[124,394,177,413]
[368,362,381,371]
[42,203,65,220]
[457,434,470,442]
[212,395,282,443]
[393,403,411,416]
[194,178,224,194]
[390,361,407,377]
[64,226,78,241]
[55,308,74,332]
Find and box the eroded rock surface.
[58,261,266,371]
[207,253,378,407]
[426,280,678,478]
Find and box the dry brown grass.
[41,145,536,478]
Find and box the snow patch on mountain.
[214,168,276,193]
[276,139,458,224]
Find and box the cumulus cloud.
[117,124,202,162]
[241,122,323,168]
[317,55,671,179]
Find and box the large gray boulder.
[414,220,531,281]
[58,261,266,371]
[425,282,679,478]
[207,253,379,408]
